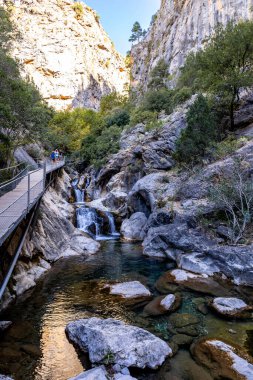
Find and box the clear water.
[0,241,252,380]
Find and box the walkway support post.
[27,172,31,212]
[43,161,46,188]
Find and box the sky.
[83,0,161,55]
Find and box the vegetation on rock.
[179,21,253,130]
[0,7,54,167]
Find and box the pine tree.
[129,21,143,43]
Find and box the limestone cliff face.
[131,0,253,92]
[1,0,129,110]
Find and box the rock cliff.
[83,96,253,287]
[0,170,100,310]
[131,0,253,92]
[0,0,129,110]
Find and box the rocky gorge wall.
[0,0,129,110]
[131,0,253,92]
[0,170,100,310]
[82,96,253,288]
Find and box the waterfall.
[76,207,103,238]
[106,211,120,236]
[72,178,120,241]
[72,178,85,203]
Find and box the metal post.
[27,172,31,212]
[43,161,46,189]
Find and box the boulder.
[66,318,172,369]
[102,191,128,215]
[143,294,181,316]
[68,367,108,380]
[155,269,230,297]
[210,297,253,318]
[143,223,215,259]
[169,313,200,329]
[108,281,151,298]
[121,213,147,241]
[0,321,12,333]
[172,334,194,347]
[191,338,253,380]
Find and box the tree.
[148,59,169,90]
[175,95,218,164]
[179,21,253,130]
[209,158,253,244]
[129,22,143,43]
[48,109,101,154]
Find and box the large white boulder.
[68,367,108,380]
[66,318,172,369]
[192,338,253,379]
[210,297,252,318]
[109,281,151,299]
[121,213,147,241]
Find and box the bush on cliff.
[174,94,218,165]
[179,20,253,130]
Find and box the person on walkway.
[55,149,59,161]
[51,150,55,162]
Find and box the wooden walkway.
[0,160,65,247]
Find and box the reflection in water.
[0,241,252,380]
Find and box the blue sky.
[83,0,161,55]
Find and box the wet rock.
[121,213,147,241]
[155,269,230,297]
[143,294,181,316]
[108,281,151,299]
[143,222,215,259]
[66,318,172,369]
[191,338,253,380]
[102,191,128,215]
[144,209,173,233]
[172,334,194,347]
[169,313,200,329]
[157,350,213,380]
[0,321,12,333]
[20,344,41,358]
[176,325,199,337]
[210,297,253,319]
[68,367,108,380]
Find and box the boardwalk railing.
[0,158,65,247]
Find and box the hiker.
[51,150,55,162]
[55,149,59,161]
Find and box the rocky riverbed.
[0,241,252,380]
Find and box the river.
[0,240,252,379]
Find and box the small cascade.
[72,178,120,241]
[76,207,103,238]
[72,178,85,203]
[105,211,120,236]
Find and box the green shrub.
[129,108,158,127]
[100,92,128,115]
[48,108,101,154]
[210,135,248,161]
[105,109,130,127]
[81,124,122,168]
[142,88,174,113]
[174,94,218,165]
[148,59,169,90]
[172,87,192,106]
[72,2,83,19]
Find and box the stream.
[0,182,252,379]
[0,240,252,379]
